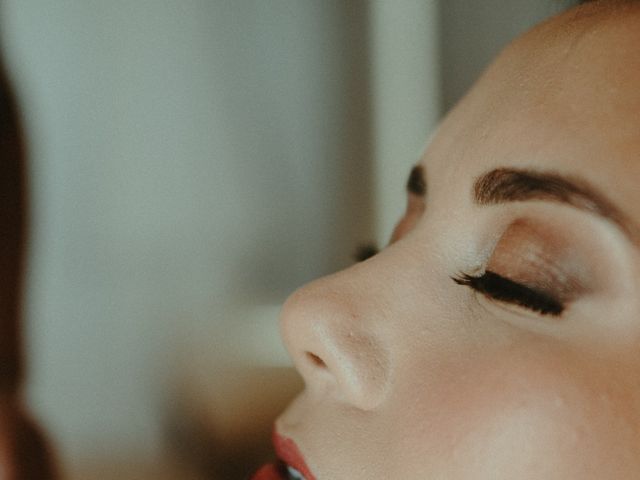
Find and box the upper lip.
[273,429,317,480]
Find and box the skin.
[275,2,640,478]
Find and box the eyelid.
[456,206,633,324]
[484,217,591,301]
[456,219,580,317]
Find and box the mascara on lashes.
[453,271,565,316]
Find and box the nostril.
[306,352,327,369]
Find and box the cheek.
[389,345,640,479]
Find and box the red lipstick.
[273,430,316,480]
[250,430,317,480]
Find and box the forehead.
[424,3,640,210]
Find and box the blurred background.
[0,1,575,478]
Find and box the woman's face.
[273,4,640,479]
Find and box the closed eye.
[453,271,565,316]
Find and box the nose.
[279,272,390,411]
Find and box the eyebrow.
[474,168,638,243]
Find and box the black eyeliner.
[453,271,564,316]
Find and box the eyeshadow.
[486,219,587,303]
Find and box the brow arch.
[474,168,638,243]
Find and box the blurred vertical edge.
[0,32,25,396]
[0,26,57,480]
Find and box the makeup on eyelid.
[452,218,595,317]
[484,219,589,303]
[453,216,602,319]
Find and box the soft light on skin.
[276,2,640,478]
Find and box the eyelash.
[453,271,565,316]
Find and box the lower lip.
[273,431,316,480]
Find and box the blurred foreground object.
[171,305,302,479]
[0,50,56,478]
